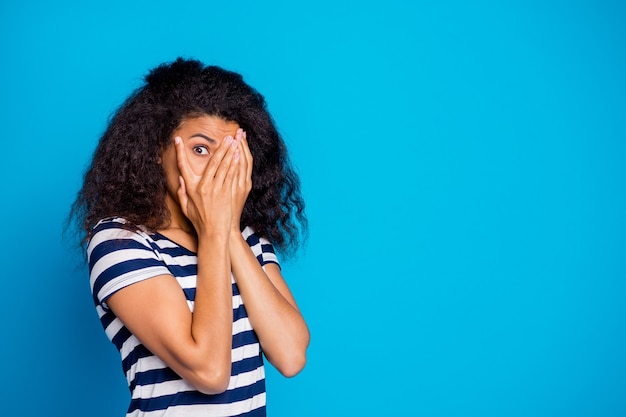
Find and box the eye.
[192,145,210,156]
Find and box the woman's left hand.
[231,129,253,232]
[227,129,309,377]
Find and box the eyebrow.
[190,133,217,144]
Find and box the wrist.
[229,226,244,241]
[230,218,244,234]
[197,226,231,244]
[228,228,247,252]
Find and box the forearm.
[106,231,234,395]
[229,232,310,377]
[188,232,233,386]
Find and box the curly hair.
[70,58,306,255]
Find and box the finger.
[210,135,240,187]
[227,148,241,186]
[231,151,240,194]
[237,131,253,193]
[236,133,249,190]
[241,131,253,182]
[224,147,240,196]
[201,134,235,181]
[174,137,195,185]
[177,175,189,215]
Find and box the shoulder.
[87,217,161,268]
[89,217,150,240]
[88,217,170,308]
[242,226,280,268]
[88,217,153,247]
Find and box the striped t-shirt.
[88,218,278,417]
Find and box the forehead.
[175,115,240,139]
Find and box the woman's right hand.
[174,133,241,236]
[106,132,244,394]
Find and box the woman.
[70,58,309,416]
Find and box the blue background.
[1,1,625,416]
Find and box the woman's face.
[161,114,241,207]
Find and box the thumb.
[177,175,189,215]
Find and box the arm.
[229,235,310,377]
[230,130,310,377]
[105,134,241,394]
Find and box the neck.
[158,195,198,252]
[162,194,195,234]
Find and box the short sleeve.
[87,219,171,311]
[241,226,280,268]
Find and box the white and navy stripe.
[87,218,277,417]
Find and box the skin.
[106,115,310,395]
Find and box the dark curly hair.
[70,58,306,255]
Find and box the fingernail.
[225,135,233,144]
[175,137,181,144]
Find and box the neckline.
[152,231,198,255]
